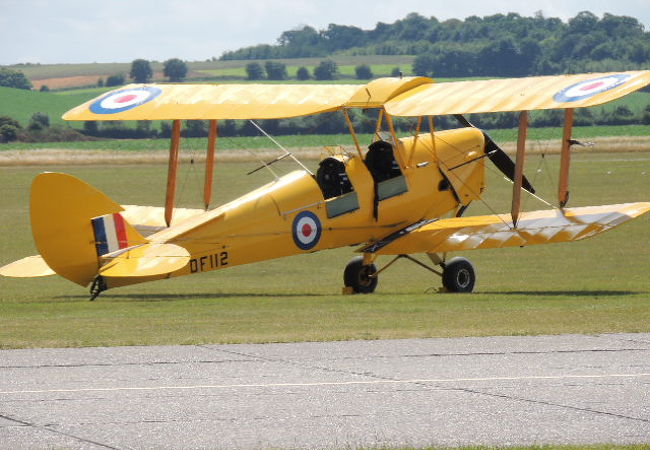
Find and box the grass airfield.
[0,151,648,349]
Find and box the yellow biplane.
[2,71,650,299]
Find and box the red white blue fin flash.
[92,213,130,256]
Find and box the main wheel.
[343,256,378,294]
[442,257,476,293]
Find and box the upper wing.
[62,71,650,121]
[63,83,361,121]
[368,203,650,255]
[385,71,650,116]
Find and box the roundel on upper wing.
[90,86,163,114]
[292,211,322,251]
[553,74,632,103]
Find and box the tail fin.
[30,172,148,286]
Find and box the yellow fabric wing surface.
[62,71,650,121]
[0,255,55,277]
[385,71,650,116]
[63,83,361,121]
[120,205,207,237]
[99,243,190,278]
[375,203,650,255]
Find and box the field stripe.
[1,372,649,395]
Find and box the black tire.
[343,256,378,294]
[442,257,476,293]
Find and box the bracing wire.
[249,120,314,176]
[176,121,204,208]
[522,152,557,212]
[433,131,558,228]
[432,133,512,226]
[387,120,504,221]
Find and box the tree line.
[2,101,649,144]
[243,60,383,80]
[222,11,650,77]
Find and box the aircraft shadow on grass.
[483,290,639,297]
[57,289,640,302]
[57,292,328,302]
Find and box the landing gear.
[341,253,476,294]
[441,257,476,293]
[343,256,378,294]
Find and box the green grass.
[0,152,649,349]
[0,86,95,126]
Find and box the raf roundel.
[90,87,163,114]
[292,211,322,251]
[554,74,632,103]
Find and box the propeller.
[454,114,535,194]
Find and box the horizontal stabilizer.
[372,202,650,255]
[0,255,55,278]
[99,243,190,278]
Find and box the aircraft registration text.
[189,252,229,273]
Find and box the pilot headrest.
[368,140,393,152]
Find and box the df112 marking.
[189,252,229,273]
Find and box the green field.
[0,86,95,126]
[0,151,649,349]
[1,124,648,152]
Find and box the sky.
[1,0,650,66]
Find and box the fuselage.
[106,127,486,288]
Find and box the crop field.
[10,62,135,80]
[10,56,414,79]
[0,149,648,349]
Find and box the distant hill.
[221,11,650,77]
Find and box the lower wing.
[366,203,650,255]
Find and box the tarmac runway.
[1,333,649,449]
